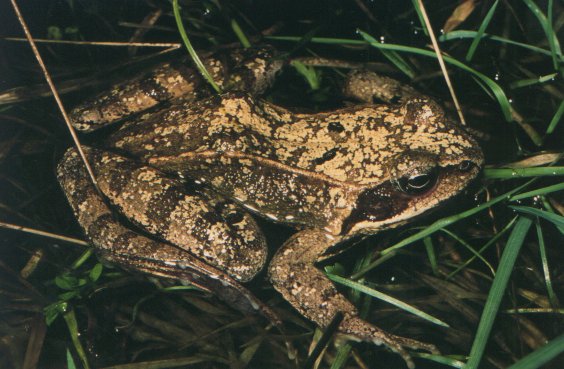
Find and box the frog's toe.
[338,316,436,369]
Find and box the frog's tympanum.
[57,46,483,368]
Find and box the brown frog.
[57,46,483,368]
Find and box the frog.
[56,45,483,368]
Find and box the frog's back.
[107,92,480,232]
[107,93,370,230]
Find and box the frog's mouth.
[340,162,481,235]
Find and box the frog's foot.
[339,316,438,369]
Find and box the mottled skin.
[57,46,483,368]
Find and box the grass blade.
[441,30,557,58]
[511,182,564,201]
[510,205,564,233]
[423,236,438,275]
[535,220,559,307]
[440,228,495,276]
[447,217,518,279]
[359,32,415,78]
[466,0,499,62]
[63,309,90,369]
[230,19,251,48]
[484,166,564,179]
[464,216,533,369]
[522,0,561,70]
[505,332,564,369]
[509,73,558,89]
[409,0,428,36]
[173,0,221,93]
[546,100,564,135]
[329,344,352,369]
[327,274,449,327]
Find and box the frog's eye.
[458,160,475,172]
[394,168,438,195]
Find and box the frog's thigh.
[62,148,267,282]
[343,69,421,104]
[268,229,436,369]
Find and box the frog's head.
[342,98,483,235]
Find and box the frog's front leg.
[269,229,436,369]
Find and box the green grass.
[0,1,563,369]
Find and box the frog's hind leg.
[69,46,283,133]
[69,60,205,133]
[269,229,437,369]
[57,148,278,324]
[59,147,267,283]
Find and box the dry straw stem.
[9,0,101,196]
[416,0,466,125]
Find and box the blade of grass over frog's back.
[172,0,221,94]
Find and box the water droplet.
[494,73,500,81]
[379,36,385,43]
